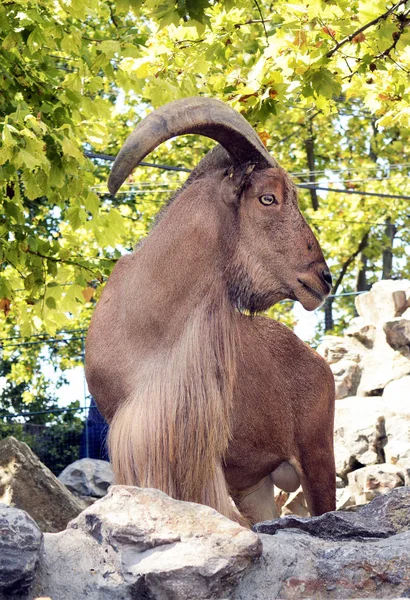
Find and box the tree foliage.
[1,0,410,399]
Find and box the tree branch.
[326,0,408,58]
[332,230,371,296]
[26,250,100,275]
[252,0,269,44]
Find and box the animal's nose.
[321,269,333,290]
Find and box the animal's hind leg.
[231,476,279,526]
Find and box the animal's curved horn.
[108,97,277,195]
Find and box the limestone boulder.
[316,335,362,365]
[356,331,410,396]
[32,486,261,600]
[0,503,43,599]
[58,458,113,498]
[334,397,387,479]
[316,337,363,398]
[355,279,410,326]
[383,374,410,403]
[347,464,410,505]
[0,437,86,533]
[235,488,410,599]
[345,317,376,348]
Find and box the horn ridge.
[108,97,277,195]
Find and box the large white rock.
[383,374,410,403]
[357,327,410,395]
[316,335,362,365]
[316,337,363,398]
[334,397,387,478]
[59,458,113,498]
[345,317,376,348]
[32,486,261,600]
[355,280,410,326]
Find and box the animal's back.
[85,254,136,422]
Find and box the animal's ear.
[221,162,256,205]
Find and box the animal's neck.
[127,179,235,350]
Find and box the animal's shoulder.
[237,314,332,377]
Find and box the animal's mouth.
[294,276,330,311]
[297,278,327,301]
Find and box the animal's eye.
[259,194,278,206]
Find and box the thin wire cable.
[298,184,410,201]
[85,151,191,172]
[85,151,410,178]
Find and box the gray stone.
[0,437,86,533]
[254,508,394,540]
[331,358,361,399]
[58,458,113,498]
[0,503,43,599]
[236,488,410,599]
[33,486,261,600]
[234,530,410,599]
[384,316,410,350]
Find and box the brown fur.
[86,165,336,525]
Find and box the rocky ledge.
[0,485,408,599]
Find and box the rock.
[316,335,362,365]
[331,358,361,399]
[280,489,309,517]
[236,488,410,599]
[255,487,410,539]
[316,336,363,398]
[345,317,376,348]
[58,458,113,498]
[347,464,410,505]
[235,529,410,599]
[0,437,86,533]
[355,280,410,326]
[334,397,387,479]
[357,330,410,396]
[383,374,410,403]
[384,316,410,350]
[0,503,43,599]
[32,486,261,600]
[384,414,410,466]
[336,487,356,510]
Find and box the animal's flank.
[108,293,242,522]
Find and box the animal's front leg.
[231,476,279,526]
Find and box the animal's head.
[109,97,332,312]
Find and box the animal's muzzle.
[321,269,333,293]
